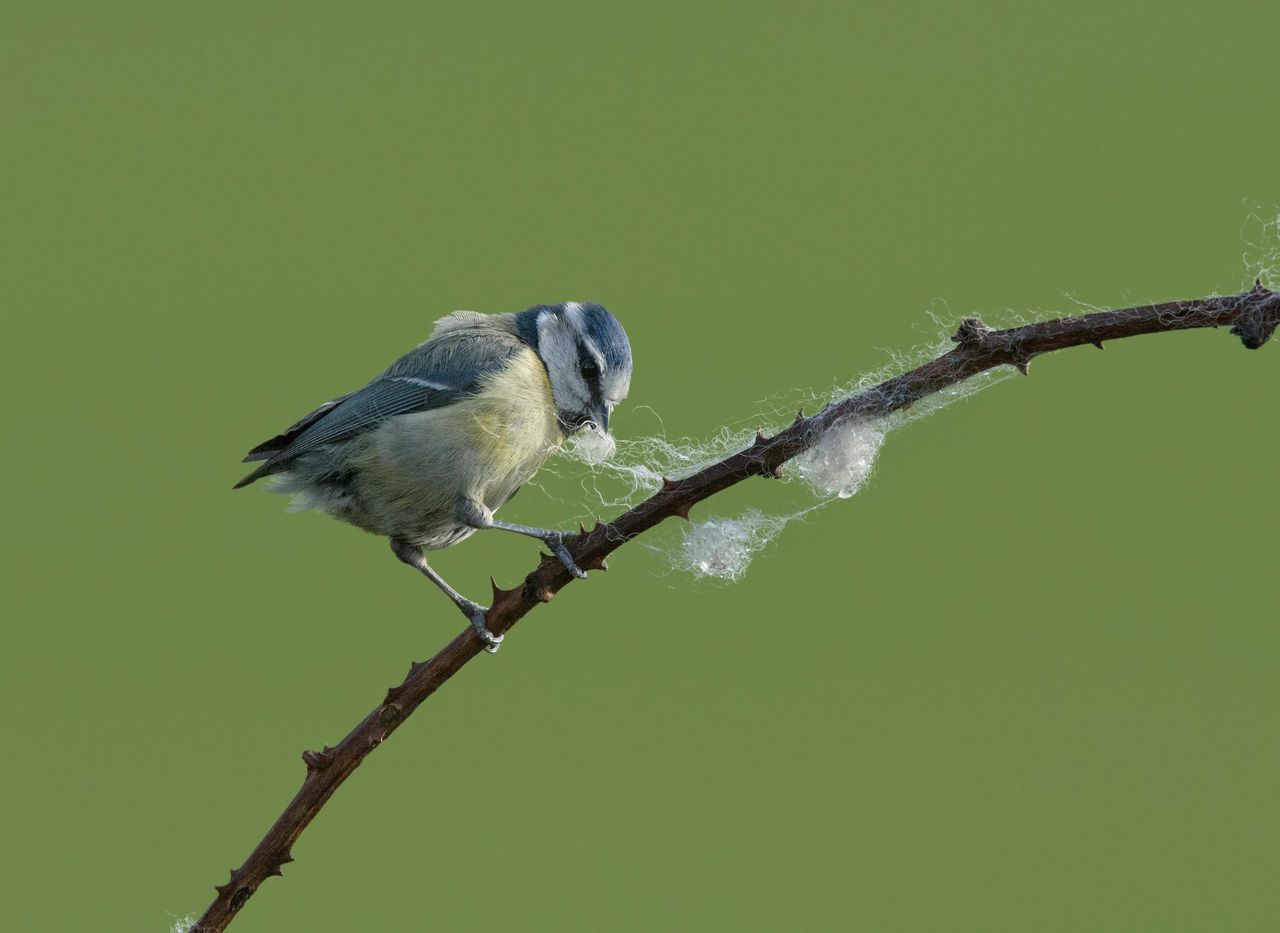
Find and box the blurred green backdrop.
[3,3,1277,931]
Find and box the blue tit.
[235,301,633,652]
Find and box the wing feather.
[267,377,459,461]
[236,321,525,485]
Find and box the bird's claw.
[470,606,504,654]
[547,534,588,579]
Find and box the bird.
[234,301,633,652]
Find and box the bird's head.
[525,301,632,436]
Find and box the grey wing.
[237,328,522,480]
[260,377,461,461]
[241,392,358,462]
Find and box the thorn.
[1092,340,1104,350]
[755,429,768,445]
[792,407,806,426]
[280,851,294,865]
[266,864,284,878]
[1013,357,1030,375]
[382,684,403,705]
[661,476,680,493]
[490,576,505,604]
[673,501,693,520]
[577,522,587,535]
[591,519,604,533]
[215,870,239,897]
[581,553,609,572]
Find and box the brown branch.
[192,281,1279,931]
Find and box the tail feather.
[233,461,278,489]
[236,392,354,487]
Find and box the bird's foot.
[469,605,504,654]
[478,511,591,580]
[544,532,587,579]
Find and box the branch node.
[378,704,402,725]
[1229,284,1280,349]
[302,748,334,772]
[952,317,994,346]
[229,886,254,912]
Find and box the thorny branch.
[192,282,1279,931]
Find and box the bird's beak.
[588,403,611,435]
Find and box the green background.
[4,3,1277,931]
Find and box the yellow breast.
[459,347,563,471]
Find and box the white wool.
[677,509,788,581]
[1241,205,1280,288]
[789,417,885,498]
[566,428,618,465]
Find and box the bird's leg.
[456,499,588,580]
[389,537,503,652]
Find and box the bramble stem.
[192,282,1278,932]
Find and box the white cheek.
[536,321,589,410]
[558,373,591,409]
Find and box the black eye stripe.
[577,343,602,380]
